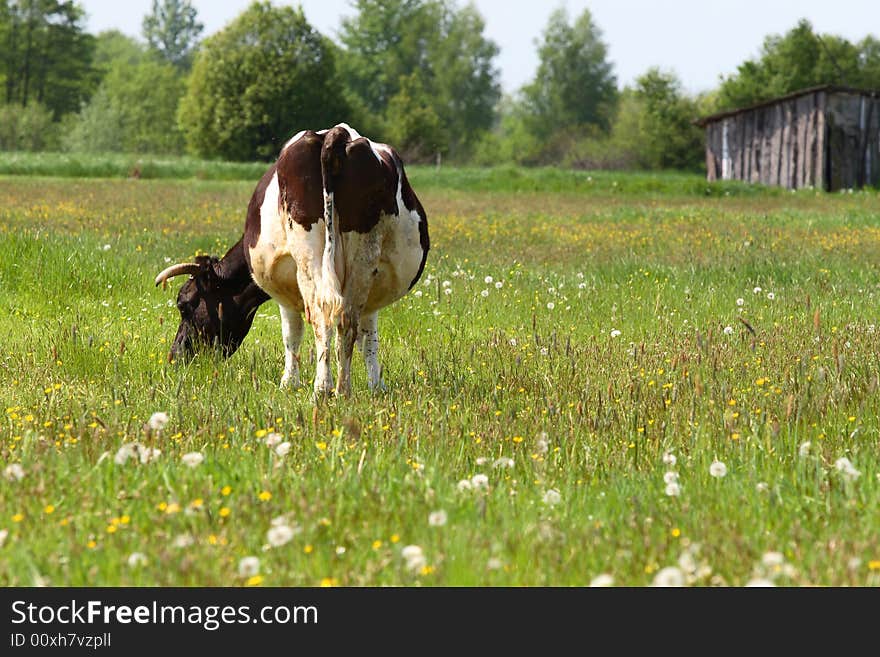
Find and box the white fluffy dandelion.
[652,566,685,587]
[798,442,811,457]
[267,525,296,547]
[834,457,861,481]
[127,552,148,568]
[181,452,204,468]
[665,482,681,497]
[457,479,473,492]
[114,443,138,466]
[484,275,493,284]
[493,457,514,469]
[745,578,775,587]
[590,573,614,587]
[546,302,555,310]
[481,289,489,298]
[709,461,727,478]
[274,442,292,457]
[147,412,169,432]
[3,463,25,481]
[471,474,489,489]
[137,445,162,464]
[428,510,448,527]
[610,329,622,338]
[755,482,769,492]
[723,325,734,335]
[264,432,282,448]
[662,452,677,466]
[401,545,426,573]
[767,292,775,300]
[238,556,260,577]
[495,281,503,289]
[736,298,744,307]
[542,489,561,506]
[663,471,679,484]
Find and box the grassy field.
[1,166,879,586]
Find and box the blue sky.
[80,0,879,94]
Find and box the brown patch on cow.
[323,132,398,234]
[277,131,324,231]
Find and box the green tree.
[629,68,703,171]
[178,1,349,160]
[0,100,57,150]
[521,6,617,133]
[384,73,447,160]
[64,59,185,153]
[93,29,146,73]
[142,0,203,70]
[717,19,880,110]
[339,0,500,158]
[1,0,96,118]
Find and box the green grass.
[1,168,880,586]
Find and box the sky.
[80,0,879,95]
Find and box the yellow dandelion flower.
[43,505,55,514]
[219,507,231,518]
[157,502,167,511]
[390,534,400,543]
[869,560,880,571]
[372,540,383,550]
[258,491,272,502]
[87,540,97,549]
[12,513,24,522]
[671,528,681,538]
[320,577,338,587]
[255,429,268,439]
[420,565,435,576]
[106,525,117,534]
[221,485,232,496]
[304,545,313,554]
[120,515,130,524]
[190,498,204,508]
[315,441,327,451]
[245,575,263,586]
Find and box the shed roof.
[694,84,880,127]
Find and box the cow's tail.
[319,126,348,325]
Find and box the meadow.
[1,159,879,586]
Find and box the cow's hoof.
[279,374,300,389]
[369,380,388,394]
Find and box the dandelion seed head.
[767,292,775,300]
[428,510,448,527]
[663,471,679,484]
[610,329,621,338]
[484,275,493,284]
[652,566,685,587]
[181,452,204,468]
[127,552,148,568]
[745,578,775,587]
[590,573,614,587]
[471,473,489,489]
[274,442,291,457]
[147,411,169,432]
[662,452,677,466]
[709,461,727,478]
[264,432,282,448]
[267,524,296,548]
[238,556,260,577]
[546,302,555,310]
[736,298,744,307]
[753,286,762,294]
[723,326,734,335]
[542,489,561,506]
[798,442,811,457]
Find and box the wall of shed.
[704,91,880,191]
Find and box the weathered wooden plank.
[815,91,826,190]
[803,94,816,187]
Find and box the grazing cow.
[154,123,429,396]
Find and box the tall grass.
[1,173,879,586]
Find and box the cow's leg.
[357,311,384,391]
[335,308,359,397]
[279,304,303,388]
[312,316,335,397]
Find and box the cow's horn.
[155,263,200,288]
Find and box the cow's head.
[155,255,261,362]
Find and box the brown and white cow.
[155,124,429,396]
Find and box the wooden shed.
[695,85,880,191]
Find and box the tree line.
[2,1,879,170]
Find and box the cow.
[154,124,429,397]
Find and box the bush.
[0,103,58,151]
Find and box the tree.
[1,0,96,118]
[93,29,146,73]
[629,68,703,171]
[142,0,203,70]
[178,1,349,160]
[384,73,447,160]
[339,0,500,159]
[521,7,617,133]
[717,19,880,110]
